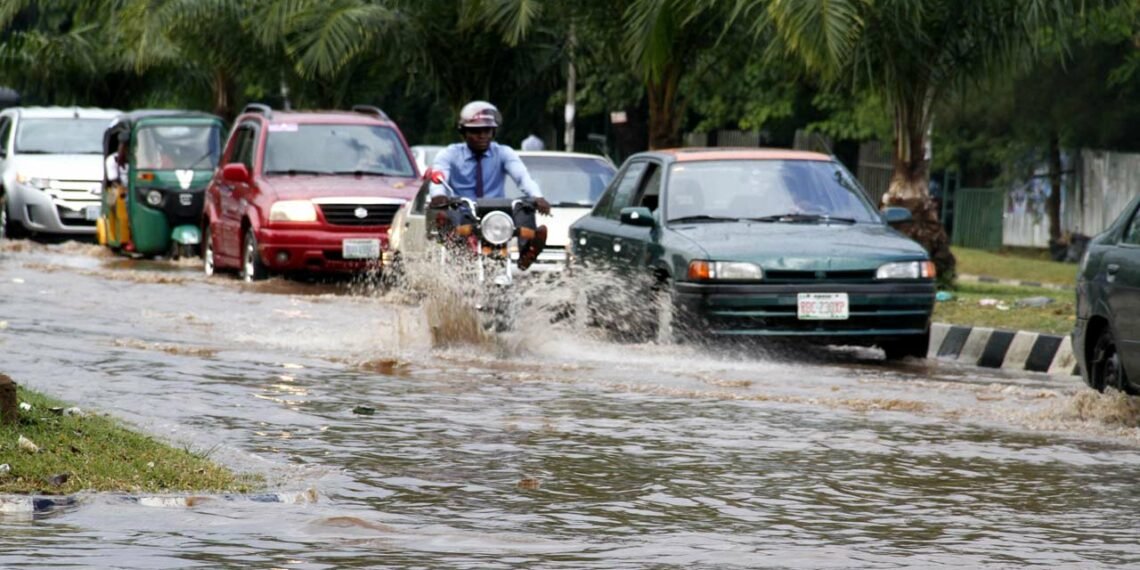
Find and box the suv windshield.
[134,124,222,170]
[263,123,414,177]
[16,118,107,154]
[506,155,616,205]
[666,159,880,223]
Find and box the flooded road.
[2,240,1139,568]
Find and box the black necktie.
[474,153,485,198]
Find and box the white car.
[410,144,445,175]
[0,106,120,239]
[387,150,616,273]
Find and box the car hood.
[261,175,421,201]
[543,206,592,247]
[671,221,928,270]
[8,154,104,181]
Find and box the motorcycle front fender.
[171,224,201,245]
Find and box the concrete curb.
[0,488,317,516]
[927,322,1079,376]
[958,273,1070,291]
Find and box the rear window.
[263,123,415,177]
[506,155,616,205]
[16,118,108,154]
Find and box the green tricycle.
[97,110,224,258]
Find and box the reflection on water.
[1,240,1139,568]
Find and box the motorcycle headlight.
[269,200,317,223]
[16,173,50,189]
[876,261,936,279]
[145,189,163,206]
[480,210,514,245]
[687,261,764,281]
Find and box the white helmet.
[458,101,501,130]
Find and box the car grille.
[763,269,878,283]
[319,203,401,226]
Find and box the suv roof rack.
[242,103,273,118]
[352,104,390,121]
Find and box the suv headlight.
[16,173,50,189]
[688,261,764,281]
[269,200,317,222]
[480,210,514,245]
[876,261,936,279]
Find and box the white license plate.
[342,238,380,259]
[84,205,101,221]
[797,292,849,320]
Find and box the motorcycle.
[424,169,537,332]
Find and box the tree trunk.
[883,98,956,285]
[1047,131,1063,244]
[212,68,236,121]
[645,65,683,150]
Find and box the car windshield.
[263,124,415,177]
[15,118,108,154]
[134,124,222,170]
[506,155,616,205]
[665,159,880,223]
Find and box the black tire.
[241,226,267,282]
[1,194,27,240]
[1091,328,1133,394]
[882,330,931,361]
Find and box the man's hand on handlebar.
[534,197,551,215]
[429,195,450,208]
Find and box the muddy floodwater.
[2,240,1139,569]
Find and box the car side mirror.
[620,206,655,227]
[221,163,250,184]
[882,206,912,225]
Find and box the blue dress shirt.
[429,142,542,199]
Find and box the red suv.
[202,104,420,280]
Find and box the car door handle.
[1107,263,1120,274]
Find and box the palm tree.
[761,0,1108,280]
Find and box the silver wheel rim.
[203,228,214,276]
[243,232,255,282]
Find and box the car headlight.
[145,189,163,206]
[876,261,936,279]
[269,200,318,223]
[16,173,50,189]
[480,210,514,245]
[688,260,764,281]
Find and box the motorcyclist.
[429,101,551,270]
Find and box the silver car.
[0,106,119,239]
[387,150,617,273]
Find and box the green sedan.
[568,148,936,359]
[1075,195,1140,393]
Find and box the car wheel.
[882,330,931,361]
[1091,328,1133,394]
[0,195,7,241]
[2,195,27,240]
[241,227,267,282]
[202,224,216,277]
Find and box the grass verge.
[933,282,1075,336]
[1,385,260,495]
[953,247,1079,287]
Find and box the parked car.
[1074,195,1140,393]
[387,150,616,273]
[0,106,120,239]
[202,104,419,281]
[568,148,936,358]
[410,144,444,175]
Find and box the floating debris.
[44,473,70,487]
[0,464,10,476]
[18,402,31,412]
[18,435,39,453]
[352,406,376,416]
[517,476,541,490]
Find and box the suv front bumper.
[256,226,391,273]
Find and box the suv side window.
[595,162,648,220]
[225,123,258,171]
[0,116,11,157]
